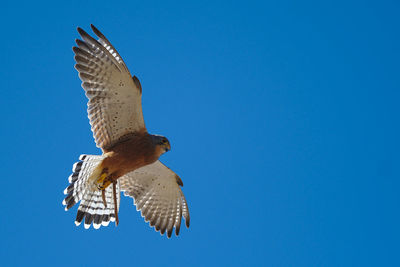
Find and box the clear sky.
[1,1,399,266]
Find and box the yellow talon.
[96,173,107,184]
[96,173,111,190]
[99,180,112,190]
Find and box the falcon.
[62,25,190,238]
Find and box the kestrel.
[62,25,190,238]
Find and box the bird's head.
[151,135,171,155]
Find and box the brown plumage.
[94,132,169,225]
[97,132,170,188]
[62,25,189,237]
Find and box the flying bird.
[62,25,190,238]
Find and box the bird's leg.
[113,181,119,226]
[96,172,107,185]
[101,189,107,208]
[99,178,112,190]
[96,169,112,190]
[96,169,111,208]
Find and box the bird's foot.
[101,189,107,208]
[96,173,111,190]
[113,181,119,226]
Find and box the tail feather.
[62,154,120,229]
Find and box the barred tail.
[62,154,120,229]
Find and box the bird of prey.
[62,25,190,238]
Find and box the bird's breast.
[101,133,158,179]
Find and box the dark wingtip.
[90,24,100,35]
[77,27,92,41]
[132,76,142,93]
[175,175,184,187]
[167,228,173,238]
[75,38,81,46]
[160,227,166,235]
[186,217,190,228]
[175,225,181,236]
[77,27,85,35]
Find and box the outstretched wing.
[119,161,190,238]
[73,25,145,151]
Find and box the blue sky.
[1,0,399,266]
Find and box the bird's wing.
[119,160,190,238]
[73,25,145,151]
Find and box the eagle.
[62,25,190,238]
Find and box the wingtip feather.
[77,27,87,37]
[175,225,181,236]
[90,24,102,37]
[167,228,173,238]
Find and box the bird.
[62,25,190,238]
